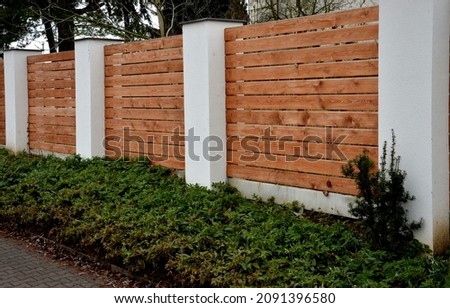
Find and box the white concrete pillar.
[75,39,121,158]
[182,19,244,188]
[4,49,42,152]
[379,0,450,253]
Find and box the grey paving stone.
[0,236,101,288]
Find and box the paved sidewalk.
[0,235,100,287]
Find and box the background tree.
[225,0,249,22]
[1,0,158,52]
[0,1,36,49]
[157,0,247,36]
[248,0,370,23]
[1,0,247,51]
[30,0,105,52]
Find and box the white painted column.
[75,39,121,158]
[4,49,42,152]
[379,0,450,253]
[182,19,244,188]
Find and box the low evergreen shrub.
[342,132,422,255]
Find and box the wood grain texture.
[226,7,379,195]
[27,52,76,154]
[226,42,378,68]
[225,7,379,40]
[227,164,357,195]
[104,37,185,168]
[226,24,378,54]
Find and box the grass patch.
[0,148,449,287]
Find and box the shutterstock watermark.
[103,126,348,162]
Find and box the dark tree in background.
[0,1,35,49]
[33,0,104,52]
[225,0,250,22]
[158,0,248,36]
[0,0,248,52]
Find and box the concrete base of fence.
[229,178,354,218]
[29,149,71,159]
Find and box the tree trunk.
[43,19,57,53]
[57,20,75,51]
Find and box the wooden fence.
[225,7,379,195]
[104,35,185,169]
[0,59,5,145]
[27,51,76,154]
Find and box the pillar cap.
[181,18,246,26]
[3,48,42,52]
[75,37,124,43]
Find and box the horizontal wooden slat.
[105,48,182,66]
[229,150,347,177]
[29,125,75,135]
[28,70,75,81]
[104,36,182,56]
[227,110,377,128]
[228,138,377,162]
[28,60,75,72]
[27,51,74,64]
[226,60,378,81]
[28,79,75,90]
[29,98,75,108]
[105,146,185,169]
[227,124,377,146]
[105,97,183,109]
[227,164,357,195]
[105,138,185,157]
[226,24,378,55]
[106,119,184,133]
[105,108,183,121]
[29,116,75,126]
[226,42,378,68]
[227,77,378,95]
[105,72,183,87]
[225,7,378,40]
[106,129,185,145]
[29,107,75,117]
[105,85,183,97]
[105,60,183,76]
[29,132,75,145]
[227,94,378,111]
[29,89,76,98]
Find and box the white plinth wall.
[379,0,450,253]
[4,49,42,152]
[75,39,121,158]
[182,19,244,188]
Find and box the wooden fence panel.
[104,36,185,169]
[0,59,4,145]
[225,7,379,195]
[27,51,76,154]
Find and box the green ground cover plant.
[0,148,449,287]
